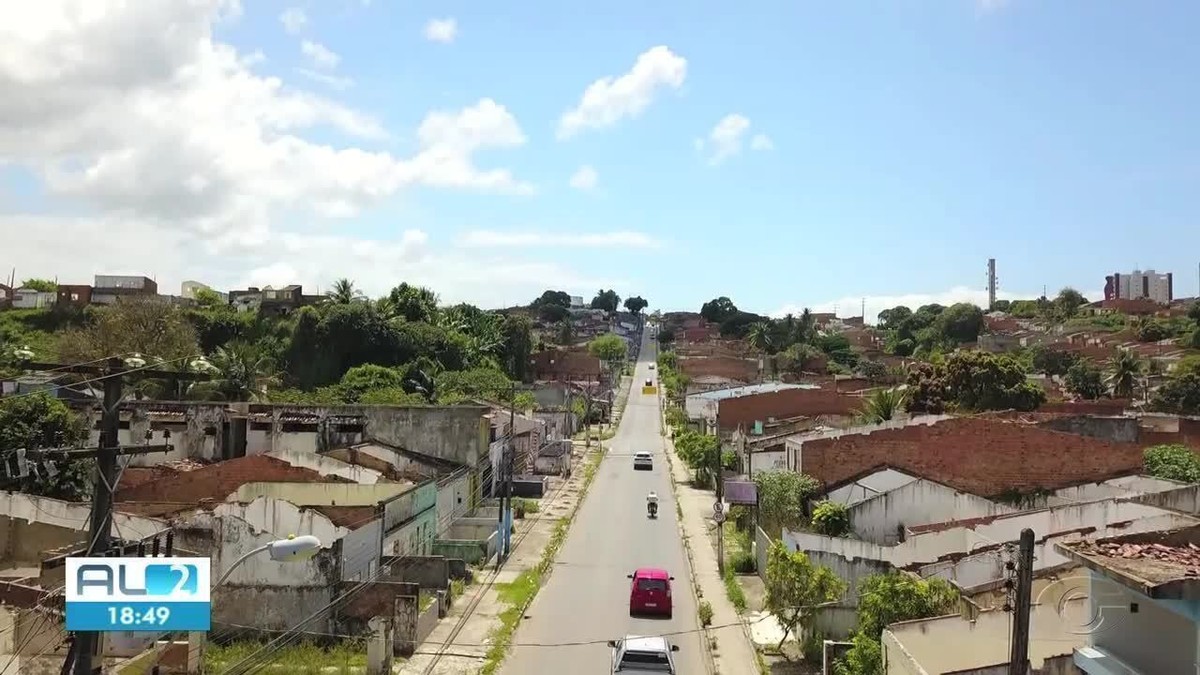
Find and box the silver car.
[633,451,653,470]
[608,635,679,673]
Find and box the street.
[500,327,705,674]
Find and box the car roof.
[622,635,671,653]
[633,567,670,579]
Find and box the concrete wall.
[0,493,166,564]
[210,496,348,546]
[1037,415,1140,444]
[1045,474,1188,507]
[434,529,497,565]
[1132,483,1200,515]
[414,598,439,647]
[383,507,437,558]
[174,511,339,587]
[341,517,382,582]
[212,585,338,634]
[232,481,411,506]
[1085,571,1198,675]
[846,479,1017,545]
[825,468,919,508]
[385,556,450,590]
[883,600,1084,675]
[265,448,385,483]
[786,498,1199,574]
[436,471,473,536]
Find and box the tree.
[656,328,676,345]
[20,278,57,292]
[497,314,533,382]
[1052,287,1088,319]
[189,342,279,402]
[856,360,888,383]
[193,287,224,307]
[764,541,847,650]
[1132,317,1170,343]
[673,430,720,485]
[531,290,572,323]
[746,322,775,354]
[1107,350,1141,398]
[835,573,958,675]
[1150,373,1200,415]
[700,297,739,324]
[588,334,627,364]
[1189,302,1200,324]
[435,367,515,404]
[934,303,984,343]
[337,364,405,402]
[0,393,90,500]
[381,283,439,323]
[1030,345,1079,377]
[58,298,200,364]
[754,471,820,536]
[623,296,648,315]
[906,351,1044,413]
[1065,361,1105,400]
[326,278,364,304]
[856,388,908,425]
[1143,444,1200,483]
[589,289,620,313]
[554,319,575,346]
[810,501,851,537]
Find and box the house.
[0,283,10,308]
[181,280,229,303]
[1057,524,1200,674]
[90,274,158,305]
[529,349,603,383]
[55,283,92,306]
[228,284,307,315]
[685,383,860,435]
[1083,297,1164,317]
[11,287,55,309]
[785,416,1147,497]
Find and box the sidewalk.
[661,430,762,675]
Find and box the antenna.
[987,258,997,310]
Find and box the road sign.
[712,501,724,516]
[713,510,726,524]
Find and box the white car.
[608,635,679,673]
[633,451,653,470]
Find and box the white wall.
[883,600,1084,675]
[825,468,919,508]
[684,394,718,422]
[785,497,1199,572]
[1044,475,1187,507]
[265,448,385,484]
[847,479,1017,546]
[210,496,348,546]
[0,492,166,541]
[436,472,472,536]
[748,449,786,475]
[230,481,410,506]
[179,511,335,586]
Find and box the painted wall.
[436,471,473,536]
[1083,572,1199,675]
[847,479,1017,546]
[210,496,348,546]
[265,448,385,483]
[824,468,918,508]
[231,481,410,506]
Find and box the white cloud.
[456,230,660,249]
[557,46,687,140]
[569,165,598,191]
[296,68,354,90]
[280,7,307,34]
[301,40,340,69]
[771,286,1103,324]
[423,18,458,44]
[696,114,771,165]
[0,0,557,308]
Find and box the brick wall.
[798,417,1144,497]
[115,455,342,503]
[717,388,859,431]
[679,356,759,381]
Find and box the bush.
[730,550,756,574]
[1144,444,1200,483]
[698,600,714,627]
[811,501,852,537]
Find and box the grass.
[479,444,605,675]
[722,567,747,614]
[450,577,466,599]
[420,590,437,612]
[513,497,540,515]
[203,640,366,674]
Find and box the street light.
[12,345,34,361]
[124,353,147,369]
[215,534,322,586]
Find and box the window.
[637,579,667,592]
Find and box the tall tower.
[986,258,997,310]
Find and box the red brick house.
[529,349,603,383]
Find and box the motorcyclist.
[647,491,659,517]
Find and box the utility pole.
[9,357,200,675]
[714,412,725,576]
[1008,528,1035,675]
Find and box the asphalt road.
[501,328,705,674]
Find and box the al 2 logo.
[75,562,200,598]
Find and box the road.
[501,327,705,674]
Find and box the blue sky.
[2,1,1199,318]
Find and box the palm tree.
[1107,350,1141,399]
[185,343,279,402]
[327,278,364,304]
[747,322,774,354]
[856,388,909,425]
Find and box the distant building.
[1105,269,1173,304]
[181,280,229,303]
[228,284,308,316]
[11,287,56,309]
[569,295,584,308]
[91,275,158,305]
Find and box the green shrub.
[698,600,714,627]
[811,500,852,537]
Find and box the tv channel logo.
[66,557,211,632]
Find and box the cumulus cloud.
[280,8,307,34]
[456,230,660,249]
[557,46,687,140]
[569,165,598,190]
[771,286,1104,324]
[0,0,571,308]
[696,114,772,165]
[423,18,458,43]
[301,40,340,69]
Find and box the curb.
[659,403,719,675]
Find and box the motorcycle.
[647,492,659,519]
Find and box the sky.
[2,1,1199,321]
